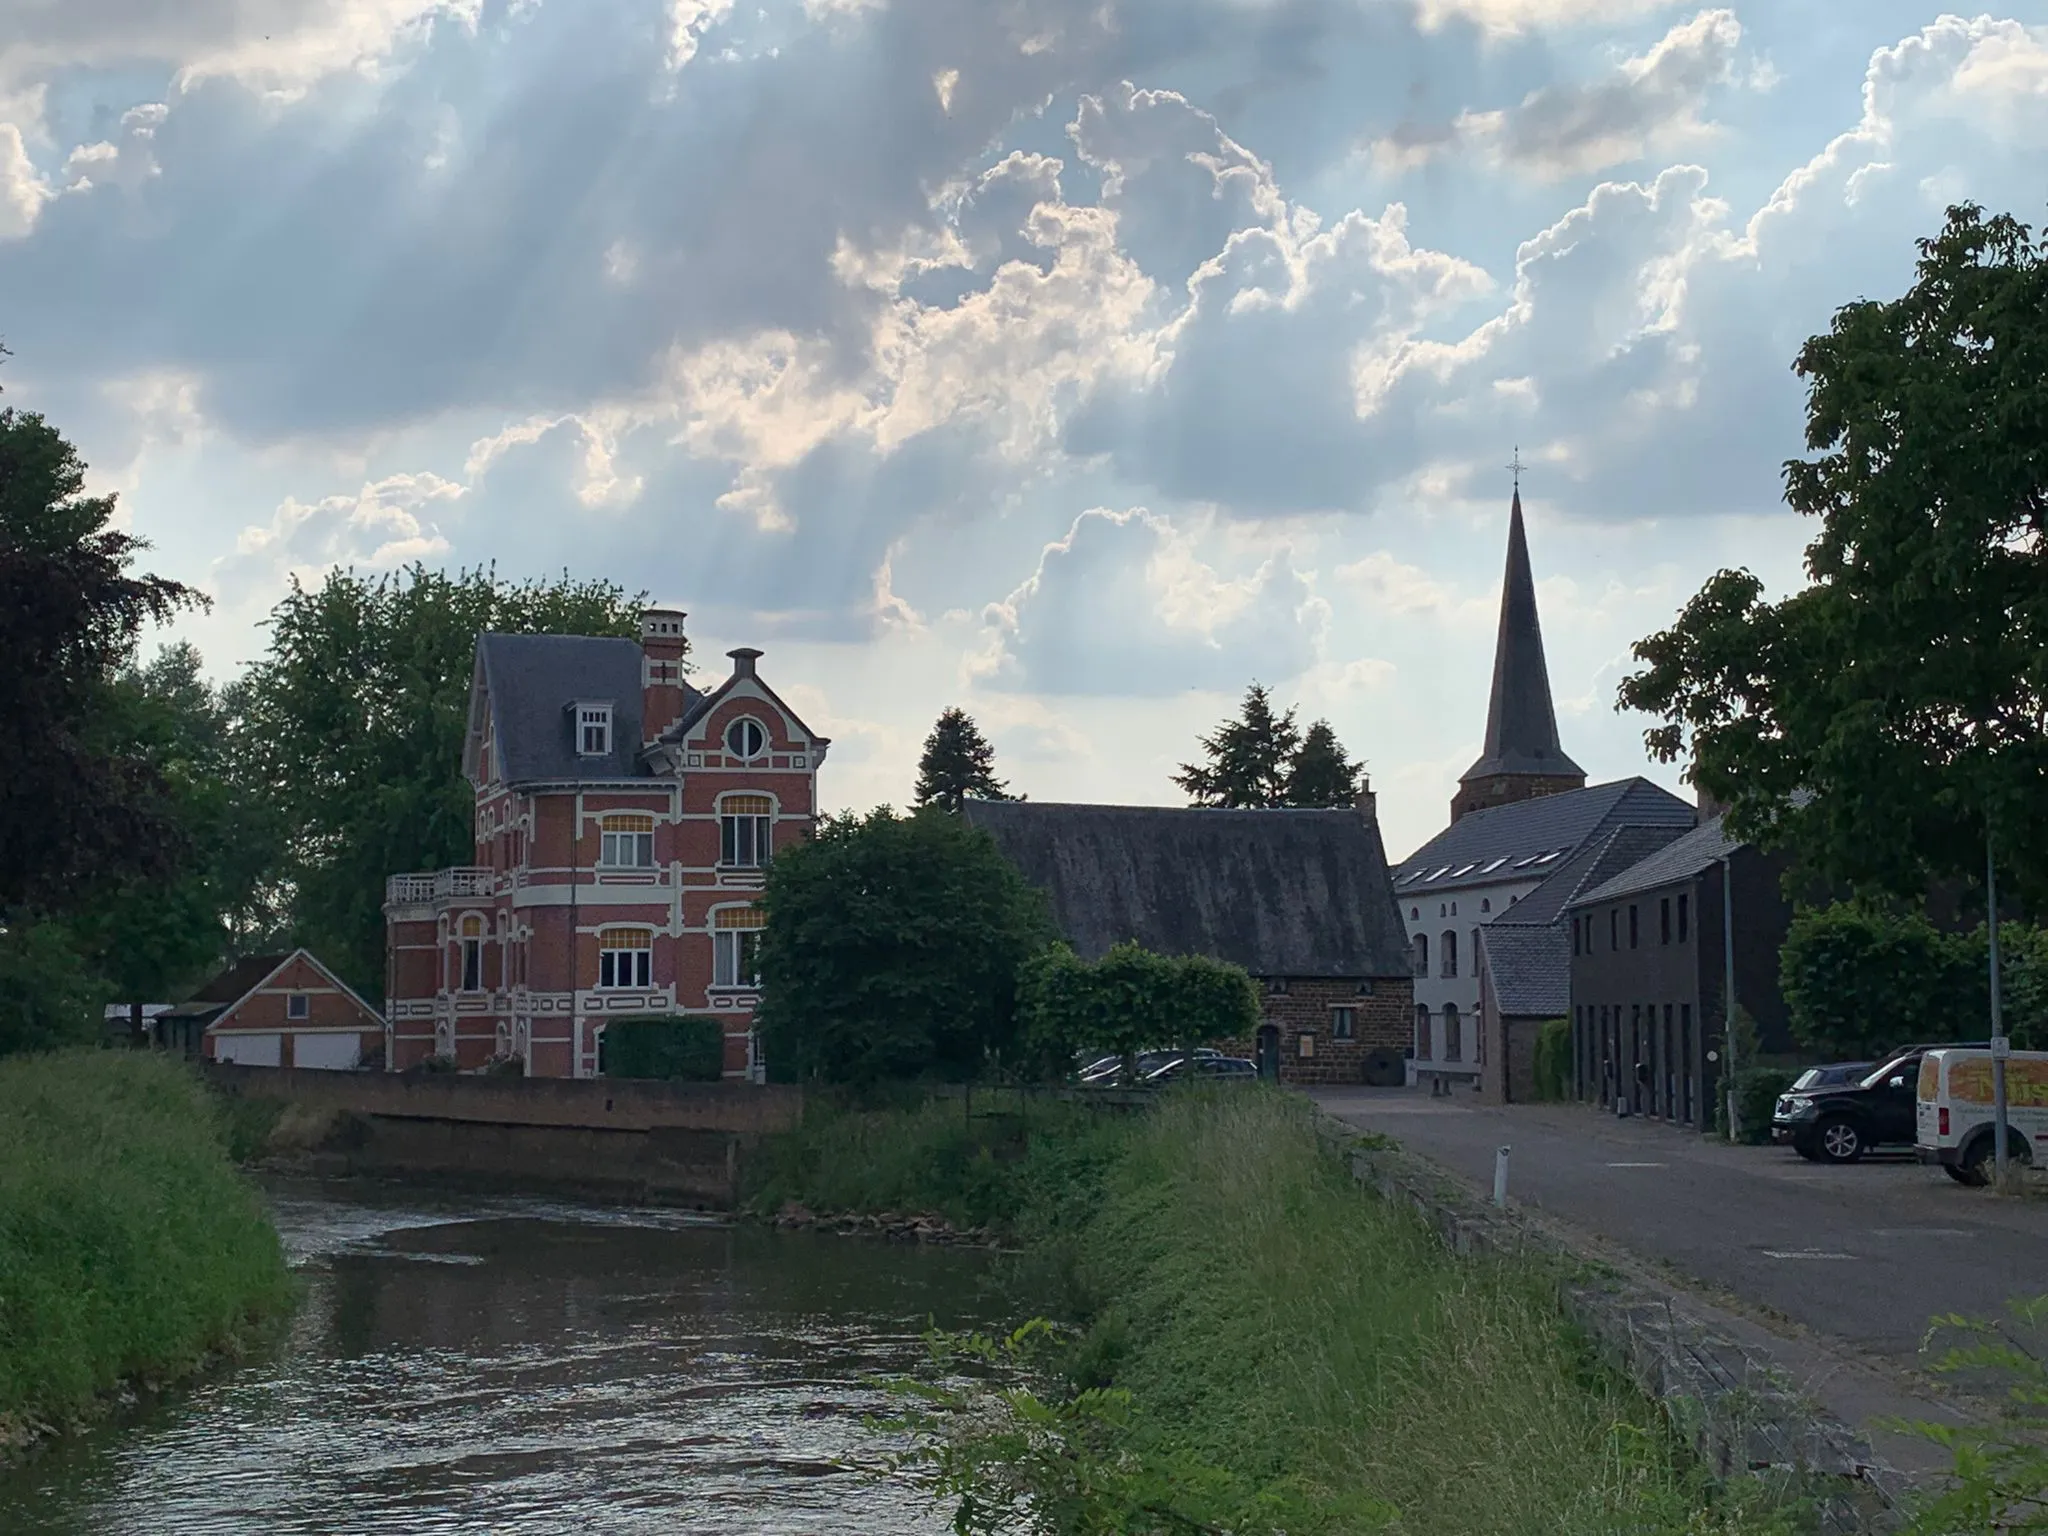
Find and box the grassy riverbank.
[0,1051,294,1440]
[754,1089,1810,1534]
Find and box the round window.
[725,718,766,759]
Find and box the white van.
[1915,1048,2048,1184]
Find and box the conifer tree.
[1174,685,1301,808]
[1283,720,1363,808]
[913,707,1012,812]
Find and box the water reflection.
[0,1181,1014,1535]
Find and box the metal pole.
[1721,854,1739,1143]
[1990,829,2010,1182]
[1493,1145,1510,1209]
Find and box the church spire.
[1450,476,1586,822]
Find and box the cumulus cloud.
[1379,10,1745,179]
[974,508,1327,696]
[220,470,458,589]
[0,123,48,237]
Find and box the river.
[0,1179,1024,1534]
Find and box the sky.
[2,1,2043,862]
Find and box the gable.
[208,949,386,1033]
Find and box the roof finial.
[1507,444,1524,496]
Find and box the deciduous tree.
[914,707,1013,812]
[1620,203,2048,911]
[755,807,1054,1083]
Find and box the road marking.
[1606,1161,1666,1168]
[1762,1249,1853,1260]
[1870,1228,1974,1239]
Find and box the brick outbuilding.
[154,949,385,1069]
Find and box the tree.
[1283,720,1363,808]
[0,386,203,918]
[232,564,646,998]
[1174,685,1300,808]
[1619,203,2048,912]
[1018,942,1259,1077]
[754,807,1054,1083]
[1779,903,1983,1060]
[914,707,1013,812]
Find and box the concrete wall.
[343,1117,744,1208]
[204,1063,802,1134]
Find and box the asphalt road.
[1310,1087,2048,1370]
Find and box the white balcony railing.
[385,867,494,908]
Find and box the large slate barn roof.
[963,801,1411,978]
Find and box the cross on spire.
[1507,445,1525,495]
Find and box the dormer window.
[577,704,612,757]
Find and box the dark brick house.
[1565,814,1794,1128]
[963,796,1414,1084]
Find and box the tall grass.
[0,1051,294,1434]
[1064,1091,1802,1534]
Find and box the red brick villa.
[384,610,828,1079]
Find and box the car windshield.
[1859,1055,1916,1089]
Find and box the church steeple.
[1450,482,1586,822]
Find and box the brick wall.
[1214,975,1413,1086]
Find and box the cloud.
[974,507,1327,696]
[0,122,48,237]
[1379,10,1745,179]
[220,469,458,590]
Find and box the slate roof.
[156,954,290,1023]
[1479,925,1569,1018]
[1492,822,1696,927]
[1394,777,1696,896]
[962,801,1412,978]
[1570,814,1744,909]
[1462,492,1584,784]
[476,633,661,784]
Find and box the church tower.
[1450,486,1586,822]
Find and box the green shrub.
[604,1015,724,1081]
[1018,941,1259,1073]
[0,921,105,1058]
[0,1051,294,1429]
[1781,903,1979,1059]
[1718,1065,1799,1144]
[1532,1017,1572,1100]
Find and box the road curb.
[1341,1133,1911,1534]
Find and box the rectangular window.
[1629,905,1639,949]
[597,928,652,989]
[713,907,766,988]
[577,705,612,757]
[286,993,309,1020]
[1331,1006,1355,1041]
[1678,893,1690,943]
[1661,897,1672,944]
[460,939,482,992]
[720,795,774,868]
[1609,909,1619,951]
[1572,916,1581,957]
[600,814,656,868]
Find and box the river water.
[0,1180,1024,1535]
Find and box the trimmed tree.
[754,807,1054,1083]
[913,707,1013,812]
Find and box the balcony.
[386,867,494,909]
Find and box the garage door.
[292,1032,363,1071]
[215,1033,281,1067]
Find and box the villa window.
[1440,930,1458,979]
[600,814,656,869]
[459,913,485,992]
[720,794,774,868]
[725,718,767,761]
[577,704,612,757]
[597,928,652,989]
[713,907,765,988]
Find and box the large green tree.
[913,707,1013,812]
[233,564,646,998]
[1284,720,1364,808]
[1177,686,1365,809]
[0,380,202,919]
[754,807,1054,1083]
[1619,203,2048,911]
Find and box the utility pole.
[1989,828,2010,1182]
[1721,851,1739,1143]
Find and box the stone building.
[383,611,828,1079]
[962,797,1413,1084]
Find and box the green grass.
[0,1051,295,1435]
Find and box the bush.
[604,1016,724,1081]
[0,1051,293,1429]
[1718,1065,1798,1144]
[1781,903,1978,1059]
[1018,941,1259,1074]
[1532,1018,1572,1100]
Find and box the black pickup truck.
[1770,1047,1931,1163]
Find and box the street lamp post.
[1721,851,1739,1143]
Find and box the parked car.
[1080,1048,1225,1086]
[1788,1061,1872,1093]
[1143,1054,1257,1084]
[1772,1048,1936,1163]
[1916,1047,2048,1184]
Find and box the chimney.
[1689,757,1728,825]
[727,646,762,680]
[640,607,688,741]
[1353,774,1377,825]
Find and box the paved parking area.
[1311,1086,2048,1472]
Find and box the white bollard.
[1493,1145,1510,1209]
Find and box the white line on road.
[1762,1249,1854,1260]
[1606,1161,1666,1168]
